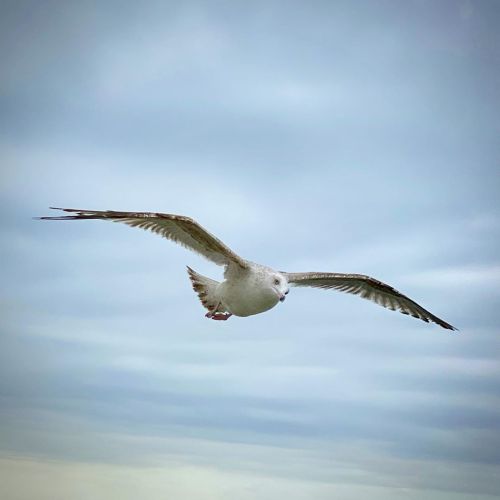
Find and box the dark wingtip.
[34,207,64,220]
[35,207,88,220]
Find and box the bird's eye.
[274,278,280,285]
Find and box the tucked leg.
[205,302,232,320]
[209,312,233,321]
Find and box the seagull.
[37,208,456,330]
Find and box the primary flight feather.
[37,207,456,330]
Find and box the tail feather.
[187,266,223,312]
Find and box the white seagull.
[38,208,456,330]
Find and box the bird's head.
[269,272,289,303]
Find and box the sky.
[1,0,500,499]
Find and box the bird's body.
[38,208,457,330]
[203,263,288,318]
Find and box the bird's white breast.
[217,266,280,317]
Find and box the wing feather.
[285,272,456,330]
[37,208,248,269]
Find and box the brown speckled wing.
[38,207,248,269]
[285,272,456,330]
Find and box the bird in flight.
[37,208,456,330]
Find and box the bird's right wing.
[37,207,248,269]
[285,272,456,330]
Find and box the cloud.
[404,265,500,288]
[1,1,500,499]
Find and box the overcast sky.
[1,1,500,499]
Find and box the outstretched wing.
[285,272,456,330]
[38,207,248,269]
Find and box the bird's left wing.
[285,272,456,330]
[37,207,248,269]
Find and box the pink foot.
[205,312,232,321]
